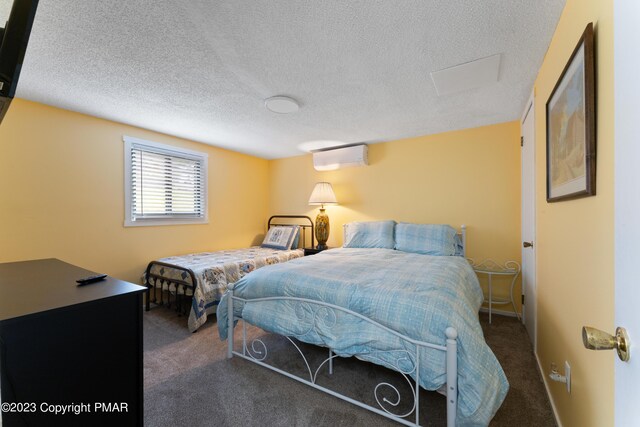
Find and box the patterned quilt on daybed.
[150,247,303,331]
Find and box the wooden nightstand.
[304,247,328,256]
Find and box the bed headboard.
[268,215,315,249]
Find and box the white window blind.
[124,136,208,226]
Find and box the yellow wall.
[533,1,614,426]
[0,99,270,283]
[269,121,523,314]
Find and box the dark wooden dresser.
[0,258,146,426]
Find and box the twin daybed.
[144,215,314,332]
[217,220,509,426]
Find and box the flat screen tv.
[0,0,38,124]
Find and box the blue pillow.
[343,220,395,249]
[395,223,458,256]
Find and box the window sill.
[124,218,209,227]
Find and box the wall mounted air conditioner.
[312,144,368,171]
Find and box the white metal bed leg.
[227,285,234,359]
[445,327,458,427]
[415,346,420,425]
[329,349,333,375]
[242,321,247,356]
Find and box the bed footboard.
[144,261,198,315]
[225,285,458,427]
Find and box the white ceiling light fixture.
[265,96,300,114]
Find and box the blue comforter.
[217,248,508,426]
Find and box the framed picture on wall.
[546,22,596,202]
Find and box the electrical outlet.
[549,361,571,394]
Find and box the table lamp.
[308,182,338,250]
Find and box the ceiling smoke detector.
[265,96,299,114]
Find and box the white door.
[521,93,536,348]
[614,2,640,424]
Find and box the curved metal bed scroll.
[226,291,458,427]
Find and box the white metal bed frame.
[225,225,467,427]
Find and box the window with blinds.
[124,136,208,226]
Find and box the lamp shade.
[308,182,338,205]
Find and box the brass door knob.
[582,326,630,362]
[523,241,533,248]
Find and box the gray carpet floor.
[144,308,555,426]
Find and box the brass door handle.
[523,241,533,248]
[582,326,630,362]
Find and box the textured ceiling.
[8,0,565,159]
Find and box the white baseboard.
[535,352,563,427]
[479,307,521,319]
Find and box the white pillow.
[261,225,299,250]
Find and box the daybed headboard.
[268,215,315,249]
